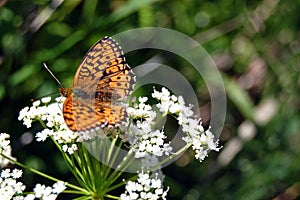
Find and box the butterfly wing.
[95,63,135,100]
[63,37,135,132]
[62,97,103,131]
[73,36,135,98]
[63,96,127,131]
[73,37,127,86]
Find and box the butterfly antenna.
[43,63,63,87]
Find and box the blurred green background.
[1,0,300,199]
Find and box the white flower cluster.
[0,133,15,167]
[124,87,220,162]
[18,97,61,129]
[18,97,79,154]
[152,87,194,122]
[30,181,66,200]
[0,168,66,200]
[120,171,168,200]
[18,88,220,161]
[152,87,192,117]
[126,97,173,159]
[0,169,25,200]
[152,87,220,162]
[182,126,220,161]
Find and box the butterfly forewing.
[73,37,126,87]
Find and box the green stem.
[73,195,91,200]
[51,138,87,190]
[155,111,168,126]
[104,150,135,192]
[104,194,120,199]
[81,143,98,191]
[104,137,122,180]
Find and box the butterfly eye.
[59,87,68,97]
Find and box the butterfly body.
[60,37,135,132]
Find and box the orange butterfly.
[53,37,135,132]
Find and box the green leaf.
[107,0,161,24]
[9,64,36,86]
[222,73,254,120]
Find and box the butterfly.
[58,36,135,133]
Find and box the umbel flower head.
[18,97,80,154]
[0,168,25,199]
[13,87,220,199]
[18,87,220,161]
[120,171,168,200]
[124,87,220,162]
[0,168,66,200]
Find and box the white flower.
[32,181,65,199]
[0,169,25,199]
[41,97,52,104]
[125,87,220,163]
[126,120,172,160]
[152,87,220,162]
[18,97,80,145]
[126,98,156,121]
[62,144,78,154]
[18,107,29,121]
[14,182,26,193]
[52,181,66,194]
[24,194,35,200]
[68,144,78,154]
[11,169,22,179]
[120,171,168,200]
[0,133,15,167]
[32,100,41,107]
[36,129,53,142]
[182,125,220,162]
[0,136,10,151]
[151,88,163,100]
[62,145,68,152]
[1,169,11,178]
[34,184,46,198]
[159,87,170,100]
[13,196,25,200]
[151,178,161,188]
[23,118,33,128]
[139,97,148,103]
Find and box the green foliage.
[1,0,300,199]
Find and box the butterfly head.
[59,87,72,98]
